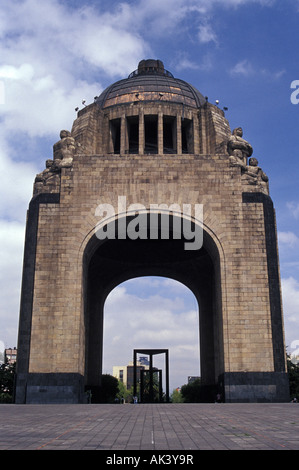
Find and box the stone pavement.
[0,403,299,452]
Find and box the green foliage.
[287,355,299,400]
[171,388,184,403]
[0,361,16,403]
[180,379,217,403]
[98,374,119,403]
[116,379,131,403]
[180,379,202,403]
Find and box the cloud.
[287,202,299,219]
[103,279,200,389]
[282,277,299,323]
[0,1,149,78]
[171,52,213,73]
[173,57,201,72]
[120,0,276,48]
[281,277,299,352]
[197,23,218,44]
[0,1,151,139]
[278,231,299,248]
[0,0,281,139]
[229,59,286,81]
[1,70,101,137]
[230,59,255,76]
[0,219,26,348]
[0,137,38,222]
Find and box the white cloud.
[197,23,218,44]
[0,64,35,81]
[287,202,299,219]
[282,277,299,323]
[0,138,38,222]
[171,52,213,74]
[229,59,285,81]
[0,1,149,78]
[0,219,26,348]
[0,0,280,139]
[0,0,151,140]
[1,71,101,137]
[281,277,299,351]
[273,69,286,79]
[278,231,299,248]
[230,59,255,76]
[103,280,200,389]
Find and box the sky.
[1,0,299,391]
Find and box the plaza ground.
[0,403,299,451]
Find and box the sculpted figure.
[227,127,253,168]
[33,130,75,194]
[33,159,60,194]
[35,159,54,183]
[244,157,269,194]
[52,130,75,169]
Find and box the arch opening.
[83,214,224,402]
[103,276,200,401]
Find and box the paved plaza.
[0,403,299,452]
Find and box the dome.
[96,59,206,109]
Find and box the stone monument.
[15,59,289,403]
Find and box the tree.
[98,374,119,403]
[181,379,202,403]
[0,361,16,403]
[116,379,131,403]
[171,388,184,403]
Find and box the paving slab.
[0,403,298,454]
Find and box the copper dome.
[96,59,206,109]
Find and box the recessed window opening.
[163,116,177,154]
[110,118,121,154]
[182,118,193,154]
[144,115,158,154]
[127,116,139,154]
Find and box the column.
[139,110,144,155]
[176,113,182,155]
[120,114,126,155]
[193,113,200,154]
[158,112,163,155]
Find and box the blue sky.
[1,0,299,389]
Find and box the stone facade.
[15,60,289,403]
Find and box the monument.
[15,59,289,403]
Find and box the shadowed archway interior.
[83,214,224,402]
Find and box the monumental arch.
[15,59,289,404]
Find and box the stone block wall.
[26,152,281,374]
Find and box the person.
[215,393,222,403]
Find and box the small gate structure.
[133,349,169,403]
